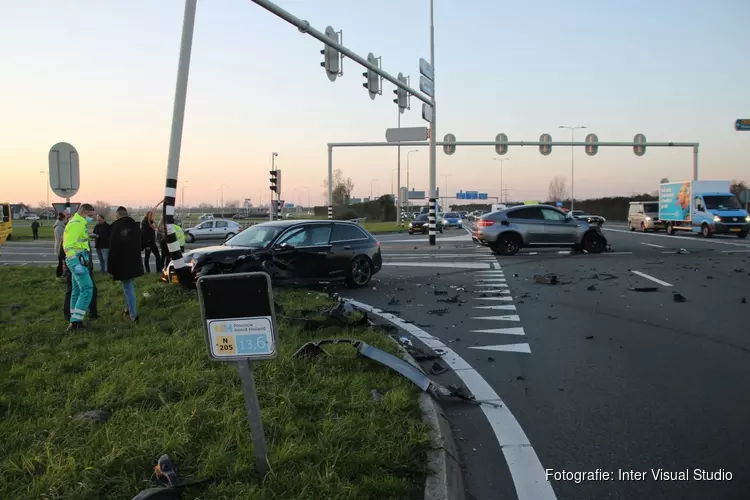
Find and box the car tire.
[701,224,712,238]
[582,232,606,254]
[408,231,414,235]
[666,223,675,236]
[738,232,748,239]
[225,232,235,239]
[346,255,373,288]
[629,222,635,232]
[494,233,521,256]
[641,222,647,233]
[186,232,195,243]
[439,227,444,234]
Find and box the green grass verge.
[6,223,55,240]
[0,267,429,500]
[361,222,406,234]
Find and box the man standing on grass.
[62,203,96,331]
[31,219,40,240]
[92,214,112,273]
[108,206,144,322]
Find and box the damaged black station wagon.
[162,220,383,288]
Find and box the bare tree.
[730,179,747,198]
[224,200,240,209]
[198,202,211,209]
[548,176,568,202]
[94,200,111,215]
[660,178,670,184]
[322,169,355,206]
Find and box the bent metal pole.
[163,0,197,282]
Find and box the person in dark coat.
[109,206,144,321]
[31,220,40,240]
[92,214,112,273]
[61,244,98,320]
[141,210,162,273]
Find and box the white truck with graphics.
[658,180,749,238]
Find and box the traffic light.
[320,26,341,82]
[270,169,280,194]
[393,72,408,113]
[362,53,380,100]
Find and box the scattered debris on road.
[428,308,449,316]
[676,248,689,254]
[673,292,687,303]
[585,335,594,340]
[629,287,659,292]
[586,284,597,291]
[535,274,559,285]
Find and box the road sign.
[408,190,426,199]
[539,134,552,156]
[735,119,750,131]
[386,126,429,142]
[197,272,278,361]
[633,133,647,157]
[419,57,434,81]
[456,192,466,200]
[286,203,295,208]
[584,133,599,156]
[443,133,456,155]
[495,133,508,155]
[196,271,276,476]
[466,191,478,200]
[48,142,80,198]
[478,193,488,200]
[419,75,434,97]
[556,201,563,208]
[400,187,408,203]
[52,202,80,215]
[422,103,433,123]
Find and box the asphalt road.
[343,223,750,500]
[3,224,749,499]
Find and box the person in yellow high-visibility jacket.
[174,223,185,252]
[62,203,96,331]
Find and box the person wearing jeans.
[108,206,144,321]
[92,214,112,273]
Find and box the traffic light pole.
[427,0,437,245]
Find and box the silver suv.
[472,204,607,256]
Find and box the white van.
[628,201,662,232]
[491,203,507,212]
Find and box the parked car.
[198,213,215,221]
[162,220,382,288]
[184,219,241,242]
[441,212,463,229]
[408,214,445,234]
[472,204,607,256]
[570,210,606,225]
[24,213,40,220]
[628,201,663,232]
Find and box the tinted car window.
[507,207,544,220]
[541,208,567,221]
[445,212,459,218]
[331,224,367,242]
[416,214,429,222]
[643,203,658,213]
[198,221,213,229]
[215,221,228,228]
[225,225,281,248]
[278,224,331,247]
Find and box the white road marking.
[472,315,521,321]
[383,262,491,269]
[603,227,750,247]
[474,305,517,310]
[385,253,490,258]
[469,343,532,354]
[473,296,513,301]
[476,270,505,275]
[630,270,674,287]
[475,278,507,282]
[476,289,511,294]
[641,242,666,248]
[722,249,750,253]
[556,250,569,254]
[474,283,509,288]
[345,299,555,500]
[471,327,526,335]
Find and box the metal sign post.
[196,272,279,476]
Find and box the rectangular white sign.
[207,316,277,360]
[385,127,429,142]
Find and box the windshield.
[703,195,741,210]
[416,214,428,221]
[224,225,281,248]
[445,212,459,218]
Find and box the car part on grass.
[282,299,372,330]
[293,338,474,402]
[132,455,212,500]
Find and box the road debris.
[430,361,449,376]
[535,274,559,285]
[73,408,111,424]
[438,294,461,303]
[676,248,689,254]
[742,297,747,304]
[371,389,383,401]
[629,287,659,292]
[585,335,594,340]
[673,292,687,303]
[428,308,449,316]
[387,296,400,305]
[586,284,597,291]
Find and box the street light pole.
[493,158,510,203]
[441,173,451,210]
[427,0,437,245]
[391,168,397,198]
[370,178,378,200]
[39,171,47,215]
[558,125,586,210]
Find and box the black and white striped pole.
[327,145,333,220]
[163,0,197,287]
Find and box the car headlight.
[713,216,721,223]
[645,216,651,221]
[746,216,750,222]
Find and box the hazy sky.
[2,0,748,208]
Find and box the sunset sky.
[2,0,749,208]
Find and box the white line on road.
[383,262,491,269]
[630,270,674,287]
[474,305,517,310]
[474,278,507,282]
[469,343,531,354]
[474,283,509,288]
[472,315,521,321]
[473,296,513,301]
[471,327,526,335]
[641,242,666,248]
[344,299,556,500]
[476,289,511,294]
[722,249,750,253]
[603,227,750,247]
